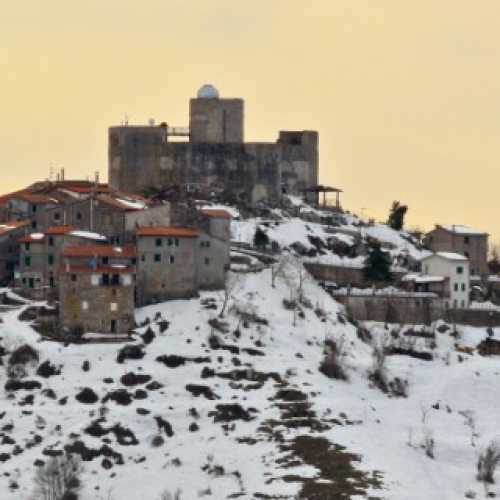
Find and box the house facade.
[136,227,199,305]
[424,224,488,280]
[59,245,136,335]
[0,221,29,285]
[420,252,470,308]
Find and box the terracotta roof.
[61,245,136,258]
[60,265,135,275]
[136,227,199,237]
[19,233,45,243]
[96,195,143,211]
[0,189,35,204]
[14,193,57,204]
[44,226,75,235]
[0,220,29,236]
[201,209,232,219]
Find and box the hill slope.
[0,264,499,499]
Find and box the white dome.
[197,84,220,99]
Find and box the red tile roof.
[61,245,136,258]
[60,265,135,274]
[14,193,58,204]
[96,195,143,211]
[44,226,75,235]
[18,233,45,243]
[201,209,232,219]
[136,227,199,237]
[0,220,29,236]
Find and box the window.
[205,258,210,265]
[154,254,161,262]
[48,236,54,247]
[141,254,145,262]
[169,256,175,264]
[175,238,179,247]
[48,255,54,265]
[462,284,466,291]
[102,257,109,265]
[155,238,162,247]
[103,215,112,225]
[131,258,136,265]
[456,266,463,274]
[110,303,118,311]
[31,221,37,229]
[24,256,31,267]
[32,205,37,213]
[54,213,60,221]
[25,243,31,251]
[76,212,82,220]
[464,236,470,244]
[454,283,458,291]
[82,301,89,310]
[71,274,77,282]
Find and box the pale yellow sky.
[2,0,500,239]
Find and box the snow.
[70,230,107,241]
[115,198,147,210]
[439,224,486,235]
[431,252,469,261]
[30,233,44,240]
[1,266,500,499]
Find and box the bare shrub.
[422,427,435,459]
[477,441,500,483]
[160,489,182,500]
[32,453,82,500]
[319,336,348,381]
[8,344,39,378]
[369,341,388,391]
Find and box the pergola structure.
[302,185,343,208]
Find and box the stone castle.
[108,84,319,203]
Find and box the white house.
[420,252,470,309]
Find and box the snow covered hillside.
[1,263,500,499]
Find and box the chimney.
[61,168,65,181]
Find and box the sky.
[1,0,500,240]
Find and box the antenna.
[49,163,54,181]
[124,114,129,126]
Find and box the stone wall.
[108,127,318,204]
[136,235,198,305]
[334,294,446,325]
[59,272,134,335]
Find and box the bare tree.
[218,271,243,318]
[282,257,312,303]
[270,254,291,288]
[477,441,500,484]
[33,453,82,500]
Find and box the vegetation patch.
[278,435,383,499]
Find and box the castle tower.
[189,85,244,143]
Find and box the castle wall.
[109,127,317,204]
[189,98,244,143]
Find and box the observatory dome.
[197,84,220,99]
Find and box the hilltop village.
[0,85,495,338]
[3,86,500,500]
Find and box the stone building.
[59,245,136,335]
[423,224,488,280]
[197,209,231,289]
[136,227,199,305]
[108,85,319,204]
[16,227,107,296]
[0,221,29,285]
